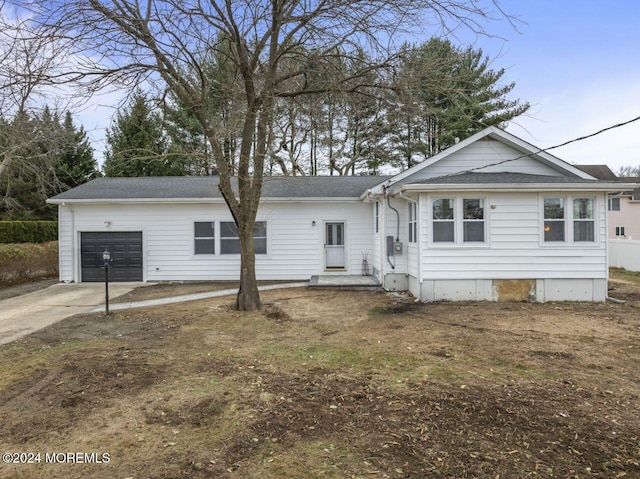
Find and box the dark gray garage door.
[81,232,143,282]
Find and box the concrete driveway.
[0,282,144,345]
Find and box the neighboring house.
[576,165,640,240]
[48,127,635,302]
[606,178,640,240]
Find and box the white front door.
[325,222,345,269]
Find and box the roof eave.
[47,196,364,205]
[47,198,227,205]
[397,182,637,193]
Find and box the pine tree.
[1,108,99,219]
[104,92,186,177]
[389,39,530,168]
[56,111,99,188]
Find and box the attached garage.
[81,232,143,282]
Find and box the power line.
[545,114,640,151]
[456,114,640,176]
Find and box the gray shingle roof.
[49,175,391,201]
[575,165,618,180]
[408,172,601,185]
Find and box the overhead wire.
[451,114,640,176]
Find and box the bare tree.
[14,0,512,310]
[617,165,640,177]
[0,4,91,216]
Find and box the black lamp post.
[102,249,111,315]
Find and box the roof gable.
[367,127,595,195]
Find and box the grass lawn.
[0,272,639,478]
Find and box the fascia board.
[47,197,363,205]
[47,198,228,205]
[398,182,640,193]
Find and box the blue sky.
[78,1,640,173]
[457,0,640,172]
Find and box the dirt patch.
[111,280,298,303]
[0,275,639,478]
[0,278,57,300]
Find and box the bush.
[0,242,59,285]
[0,221,58,244]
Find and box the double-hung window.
[221,221,267,254]
[375,201,380,234]
[463,199,485,242]
[432,198,455,242]
[608,197,620,211]
[408,202,417,243]
[543,197,595,243]
[543,198,565,242]
[573,198,595,242]
[432,197,485,244]
[194,222,215,255]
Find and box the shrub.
[0,221,58,244]
[0,242,58,285]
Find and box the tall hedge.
[0,242,58,284]
[0,221,58,243]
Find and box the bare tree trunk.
[236,219,260,310]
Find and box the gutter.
[397,182,640,193]
[47,196,364,205]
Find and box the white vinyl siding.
[420,191,607,281]
[58,206,75,282]
[57,201,374,282]
[396,140,567,186]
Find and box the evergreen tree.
[389,39,530,168]
[57,111,99,188]
[163,36,243,175]
[104,92,186,177]
[0,108,99,219]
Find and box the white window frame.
[408,202,417,243]
[375,201,380,234]
[608,197,621,211]
[615,226,626,237]
[194,221,215,255]
[220,221,268,255]
[462,198,486,243]
[540,196,597,245]
[572,197,596,242]
[429,195,488,246]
